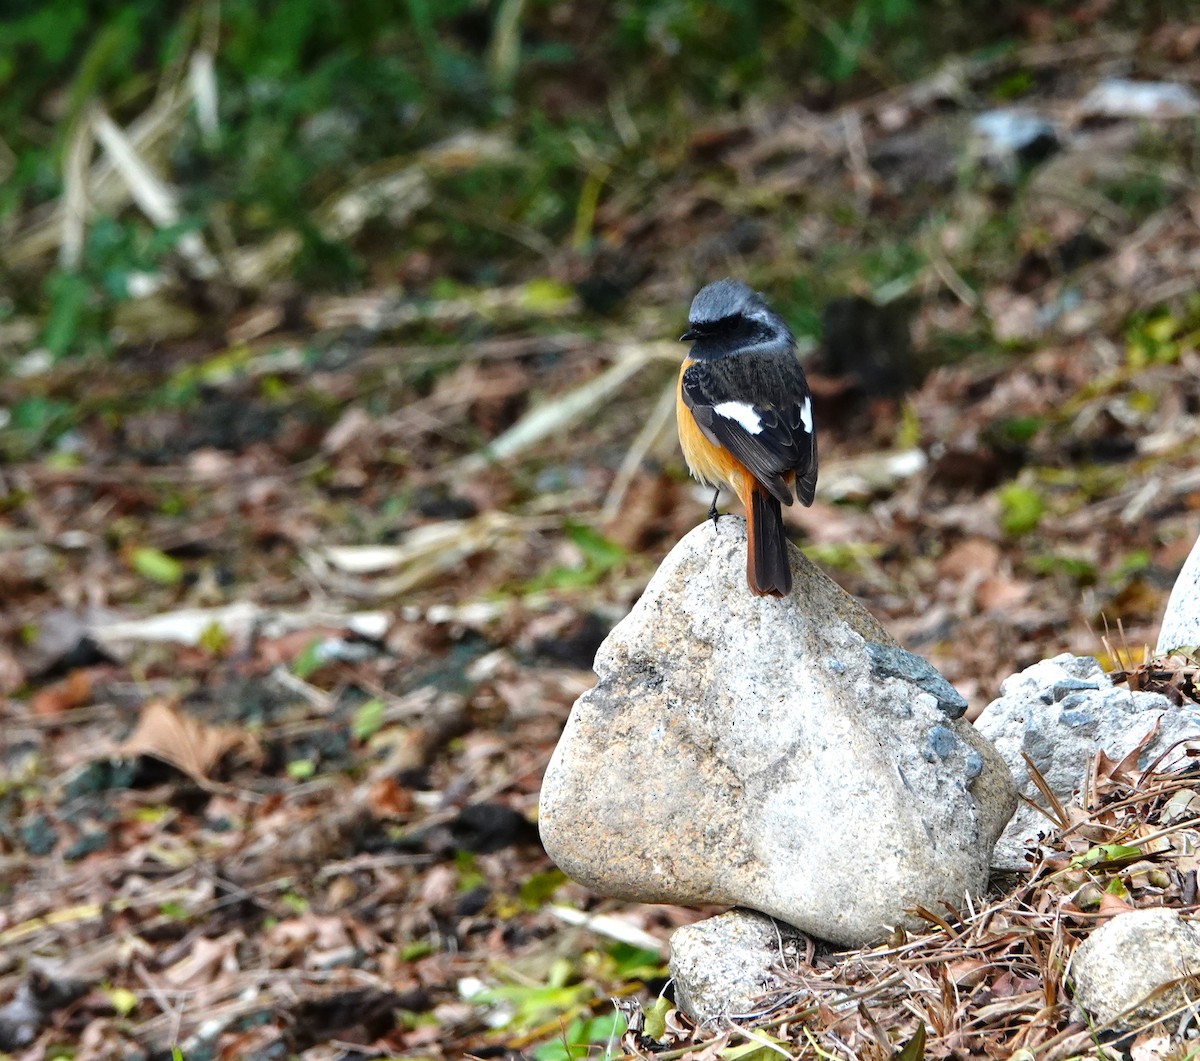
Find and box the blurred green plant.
[1,0,1099,373]
[39,215,199,358]
[1125,305,1200,369]
[997,481,1044,536]
[533,1011,625,1061]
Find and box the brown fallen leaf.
[32,669,94,717]
[116,700,259,782]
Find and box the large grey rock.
[976,654,1200,870]
[539,518,1016,947]
[1158,529,1200,653]
[1071,908,1200,1031]
[669,909,804,1026]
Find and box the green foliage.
[38,215,199,359]
[129,546,185,585]
[5,396,74,459]
[291,637,324,679]
[525,522,627,591]
[2,0,1035,363]
[473,958,593,1031]
[1029,552,1096,587]
[1109,548,1151,583]
[814,0,921,83]
[1125,308,1198,368]
[351,697,385,741]
[533,1010,625,1061]
[604,943,665,981]
[997,482,1044,536]
[286,758,316,780]
[895,1021,927,1061]
[1069,842,1142,869]
[518,868,567,910]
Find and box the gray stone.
[1070,908,1200,1031]
[1158,529,1200,654]
[976,654,1200,870]
[867,642,967,718]
[1080,78,1200,119]
[971,109,1060,169]
[668,909,804,1025]
[539,518,1016,947]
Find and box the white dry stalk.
[60,116,94,270]
[547,905,666,954]
[306,511,522,599]
[188,50,220,143]
[462,342,676,471]
[89,104,219,278]
[7,84,192,268]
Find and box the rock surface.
[1158,528,1200,653]
[976,654,1200,870]
[1071,908,1200,1030]
[539,518,1016,947]
[668,909,804,1026]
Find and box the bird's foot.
[708,489,721,527]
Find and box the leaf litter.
[2,20,1200,1061]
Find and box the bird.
[676,279,818,597]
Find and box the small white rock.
[1071,908,1200,1030]
[1157,529,1200,653]
[669,909,804,1025]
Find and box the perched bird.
[677,279,818,596]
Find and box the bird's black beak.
[679,328,699,342]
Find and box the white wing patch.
[799,396,813,433]
[713,401,763,434]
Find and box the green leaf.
[608,942,664,980]
[518,869,566,910]
[281,891,309,913]
[287,758,316,780]
[351,697,385,741]
[291,638,323,679]
[518,278,574,312]
[644,995,671,1040]
[894,1020,926,1061]
[1105,875,1131,899]
[104,984,139,1017]
[42,270,90,357]
[564,522,625,569]
[532,1011,625,1060]
[997,483,1044,536]
[131,547,184,585]
[1070,843,1142,869]
[197,621,231,655]
[10,396,72,438]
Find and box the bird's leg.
[708,488,721,526]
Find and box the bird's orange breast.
[677,359,753,501]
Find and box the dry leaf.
[975,573,1031,612]
[164,930,244,988]
[32,669,93,717]
[116,700,259,782]
[1096,891,1135,920]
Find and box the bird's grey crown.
[687,278,765,326]
[686,278,793,353]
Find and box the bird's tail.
[746,485,792,597]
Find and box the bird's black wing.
[682,353,817,506]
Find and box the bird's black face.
[680,278,792,359]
